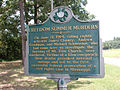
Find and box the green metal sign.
[25,6,104,78]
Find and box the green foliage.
[0,0,94,61]
[0,33,22,60]
[25,0,94,23]
[103,37,120,50]
[0,0,21,61]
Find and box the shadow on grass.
[0,60,57,90]
[67,80,93,90]
[0,60,93,90]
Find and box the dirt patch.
[0,60,57,90]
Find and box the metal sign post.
[47,78,71,90]
[58,78,67,90]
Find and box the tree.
[19,0,26,65]
[0,0,22,61]
[103,37,120,50]
[0,0,95,62]
[24,0,94,24]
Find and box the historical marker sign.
[25,6,104,78]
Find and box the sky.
[86,0,120,41]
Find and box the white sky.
[86,0,120,41]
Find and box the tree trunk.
[19,0,26,65]
[34,0,39,24]
[24,0,29,25]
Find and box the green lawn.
[0,61,120,90]
[68,64,120,90]
[103,49,120,58]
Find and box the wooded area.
[103,37,120,50]
[0,0,95,62]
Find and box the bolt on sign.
[25,6,104,78]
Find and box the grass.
[0,60,120,90]
[67,64,120,90]
[103,49,120,58]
